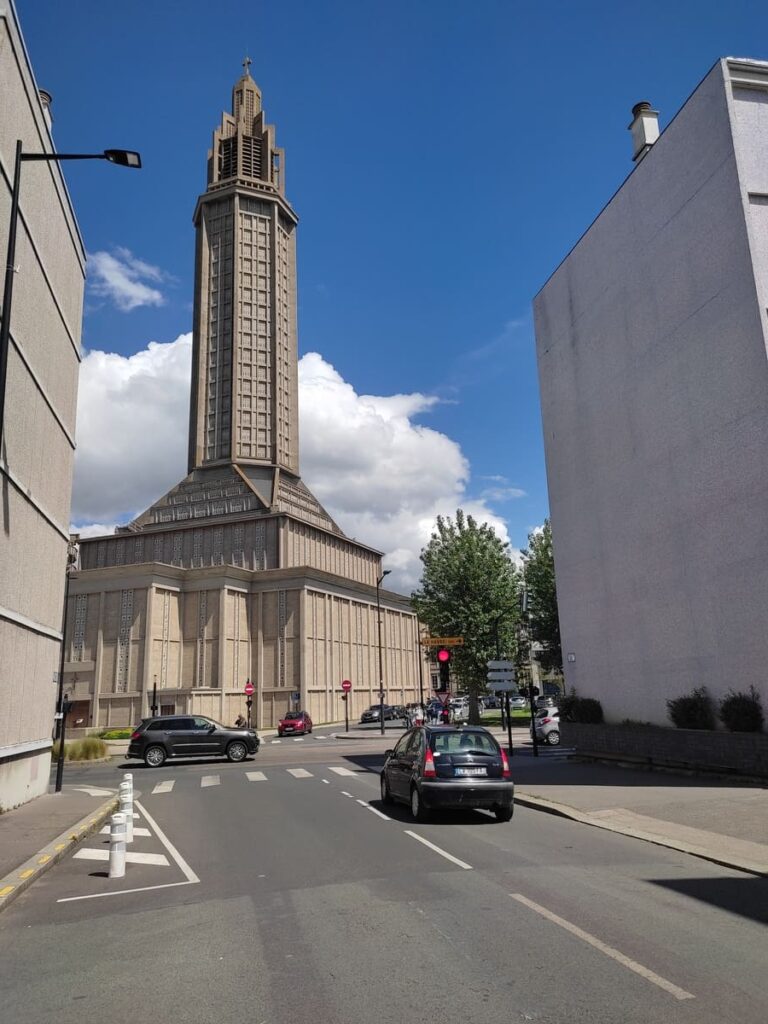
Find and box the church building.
[62,66,422,730]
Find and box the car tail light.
[500,748,512,779]
[130,731,140,740]
[541,717,552,725]
[423,748,437,778]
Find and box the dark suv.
[127,715,260,767]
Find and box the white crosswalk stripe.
[246,771,267,782]
[201,775,220,788]
[151,780,174,795]
[286,768,313,778]
[328,766,355,776]
[74,849,170,866]
[100,826,151,837]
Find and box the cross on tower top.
[242,56,252,76]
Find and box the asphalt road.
[0,732,766,1024]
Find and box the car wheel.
[144,745,166,768]
[227,740,248,762]
[495,805,513,822]
[277,730,283,737]
[410,785,428,822]
[546,730,560,746]
[380,773,393,805]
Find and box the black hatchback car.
[127,715,260,767]
[380,726,514,822]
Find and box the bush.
[52,737,108,761]
[559,689,604,724]
[98,729,133,740]
[718,687,764,733]
[666,687,716,730]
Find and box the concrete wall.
[534,58,768,727]
[0,2,85,809]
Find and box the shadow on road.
[650,876,768,925]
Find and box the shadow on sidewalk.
[650,876,768,925]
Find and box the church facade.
[63,67,422,730]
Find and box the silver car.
[532,707,560,745]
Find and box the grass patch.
[481,710,531,727]
[52,736,109,761]
[97,729,133,740]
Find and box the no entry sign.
[341,679,352,692]
[244,681,254,696]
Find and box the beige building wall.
[62,564,422,735]
[0,2,85,810]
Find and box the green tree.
[522,520,562,674]
[412,510,520,723]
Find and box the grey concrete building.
[64,67,423,730]
[534,57,768,726]
[0,2,86,808]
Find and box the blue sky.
[16,0,768,586]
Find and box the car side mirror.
[384,749,394,758]
[208,724,216,733]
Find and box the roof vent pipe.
[628,101,659,162]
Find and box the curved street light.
[0,144,142,451]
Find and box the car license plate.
[455,767,486,777]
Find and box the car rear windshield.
[284,713,302,720]
[429,731,498,755]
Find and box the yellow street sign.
[421,637,464,647]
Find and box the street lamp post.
[54,538,79,794]
[0,144,141,453]
[376,569,391,736]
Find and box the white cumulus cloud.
[88,247,167,311]
[72,337,516,592]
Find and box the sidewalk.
[0,787,118,912]
[509,755,768,876]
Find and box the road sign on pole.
[487,660,515,671]
[491,680,518,693]
[244,681,254,695]
[341,679,352,692]
[421,636,464,647]
[487,670,516,680]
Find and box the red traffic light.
[437,648,451,662]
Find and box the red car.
[277,711,313,737]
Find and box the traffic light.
[437,647,451,690]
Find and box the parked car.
[532,707,560,745]
[277,711,313,737]
[127,715,260,767]
[380,725,514,822]
[360,704,398,724]
[483,695,500,710]
[509,695,527,711]
[535,695,557,710]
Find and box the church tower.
[65,66,422,732]
[188,61,299,476]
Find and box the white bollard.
[109,812,126,878]
[123,772,133,797]
[119,782,134,843]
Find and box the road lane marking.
[322,779,330,784]
[58,799,200,903]
[293,737,305,742]
[74,849,170,866]
[329,767,355,777]
[0,886,15,896]
[508,894,695,1001]
[341,791,354,798]
[151,780,174,795]
[72,787,114,797]
[357,799,390,821]
[201,775,220,788]
[271,740,281,744]
[246,771,267,782]
[19,869,35,879]
[100,826,151,837]
[404,831,473,870]
[287,768,313,778]
[316,735,326,739]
